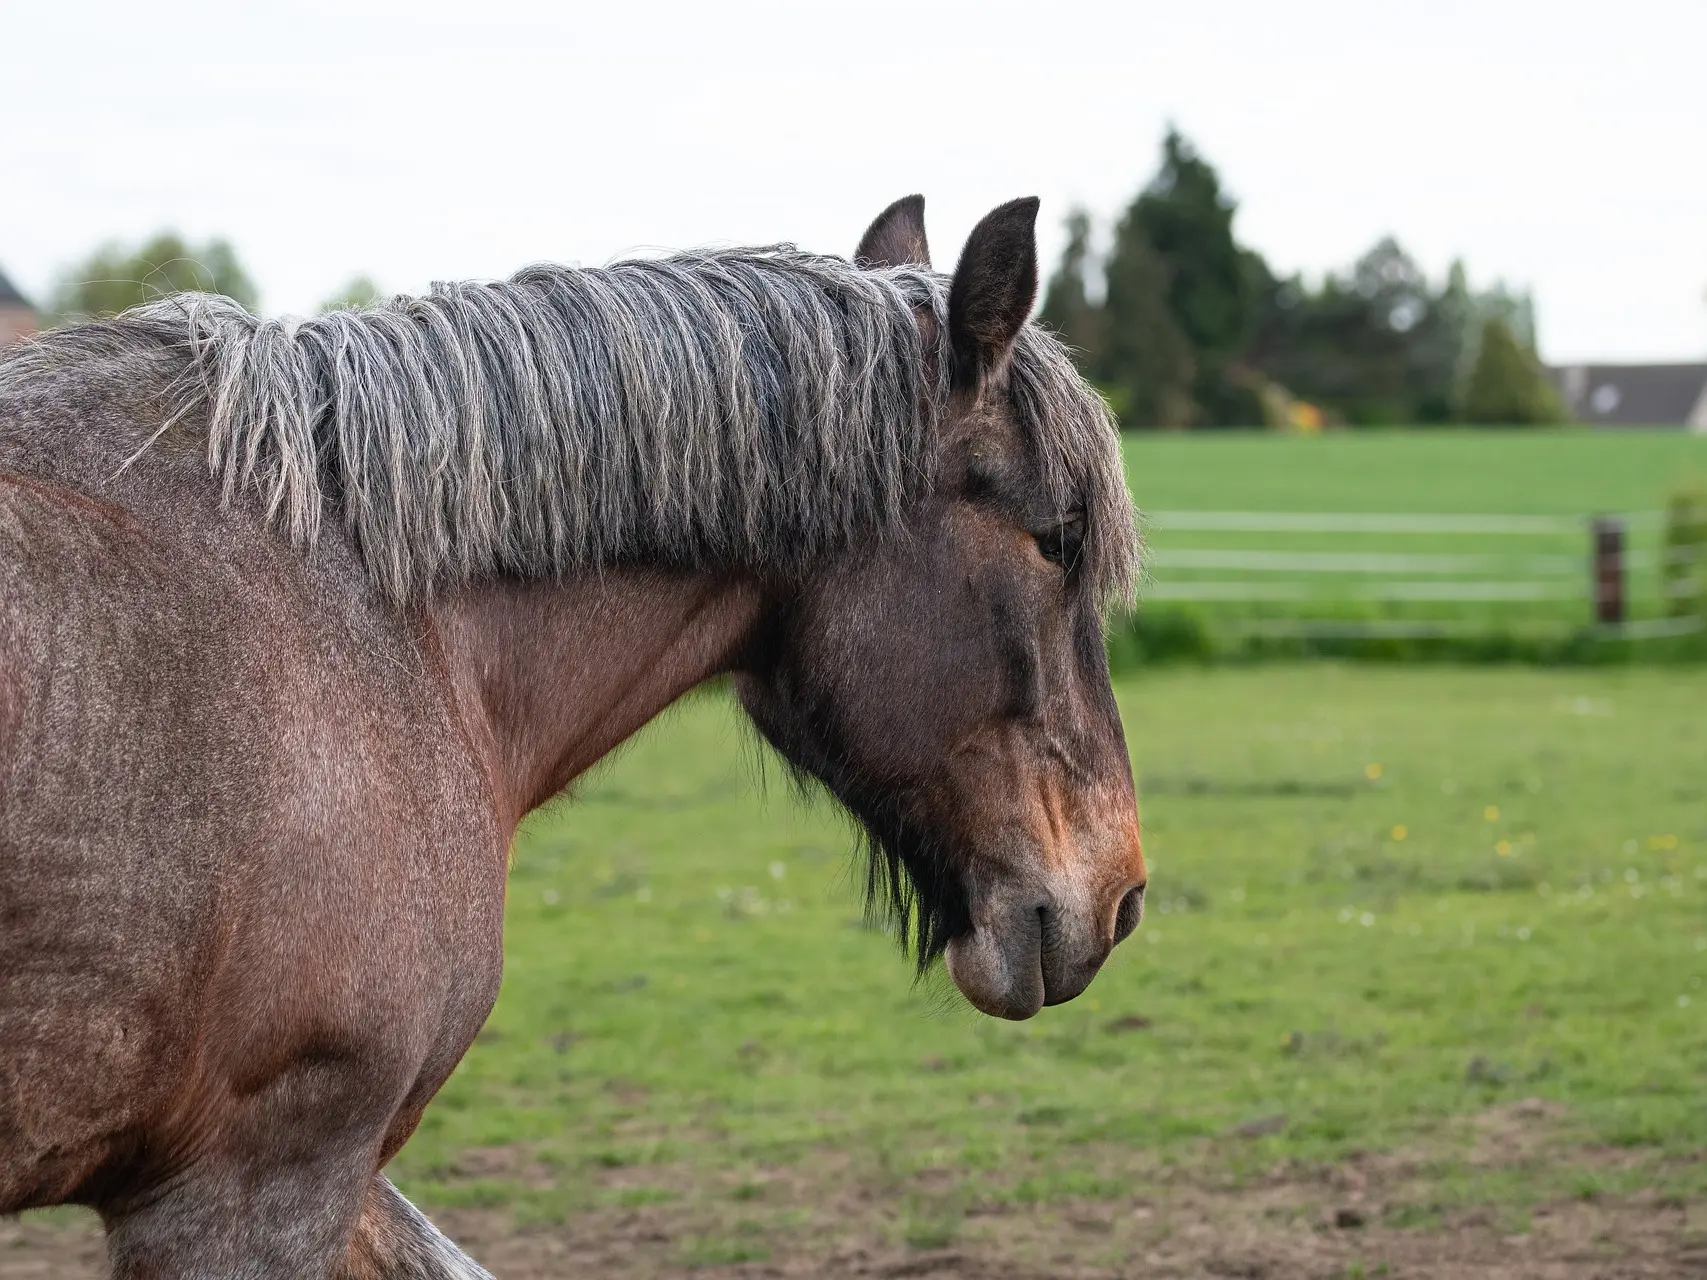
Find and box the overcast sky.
[3,0,1703,362]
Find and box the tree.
[1433,259,1478,399]
[1098,128,1265,426]
[1249,239,1487,425]
[318,275,383,314]
[1036,126,1557,430]
[1132,129,1261,423]
[1096,217,1195,428]
[1352,237,1455,423]
[1133,130,1251,355]
[1038,209,1101,362]
[49,233,258,322]
[1459,317,1563,425]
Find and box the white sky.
[3,0,1703,362]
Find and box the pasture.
[1121,429,1707,642]
[391,666,1707,1274]
[1121,428,1703,514]
[14,662,1697,1276]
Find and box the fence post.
[1591,515,1625,627]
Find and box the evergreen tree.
[1434,260,1477,399]
[1097,214,1195,427]
[1133,130,1249,355]
[1459,317,1564,425]
[1134,129,1258,422]
[1038,209,1101,362]
[1474,283,1538,350]
[1099,128,1265,425]
[50,232,258,321]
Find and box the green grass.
[392,664,1707,1238]
[1118,429,1707,638]
[1121,428,1707,514]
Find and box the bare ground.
[7,1103,1706,1278]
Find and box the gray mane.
[1,248,1137,606]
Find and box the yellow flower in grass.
[1391,825,1408,842]
[1484,805,1500,822]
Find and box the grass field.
[330,662,1707,1274]
[1121,429,1705,514]
[1119,429,1707,640]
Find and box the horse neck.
[427,570,762,827]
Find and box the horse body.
[0,198,1146,1276]
[0,367,490,1267]
[0,362,777,1273]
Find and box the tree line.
[43,149,1564,430]
[44,232,376,322]
[1041,128,1563,428]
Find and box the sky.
[3,0,1703,363]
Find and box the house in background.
[0,264,38,350]
[1550,362,1707,431]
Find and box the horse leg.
[334,1174,492,1280]
[100,1050,448,1278]
[104,1165,491,1280]
[102,1150,377,1279]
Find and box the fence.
[1138,509,1704,642]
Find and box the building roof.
[0,265,31,310]
[1550,362,1707,429]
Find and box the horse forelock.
[0,248,1138,608]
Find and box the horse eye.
[1034,514,1086,570]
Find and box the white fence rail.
[1144,510,1667,535]
[1137,509,1700,639]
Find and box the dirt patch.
[1470,1097,1574,1166]
[444,1143,560,1190]
[438,1191,1703,1277]
[7,1109,1706,1279]
[5,1189,1704,1278]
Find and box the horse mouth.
[943,884,1144,1020]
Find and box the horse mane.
[0,247,1137,607]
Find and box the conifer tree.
[1097,217,1195,427]
[1459,317,1563,425]
[1038,209,1102,363]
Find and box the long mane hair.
[3,248,1138,608]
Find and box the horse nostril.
[1036,901,1062,966]
[1112,884,1146,944]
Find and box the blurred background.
[5,0,1705,356]
[3,2,1705,1276]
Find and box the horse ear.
[948,196,1040,394]
[854,195,931,269]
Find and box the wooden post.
[1591,515,1625,626]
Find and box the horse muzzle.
[943,880,1145,1020]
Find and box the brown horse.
[0,196,1144,1277]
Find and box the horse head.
[736,196,1145,1020]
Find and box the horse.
[0,194,1145,1277]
